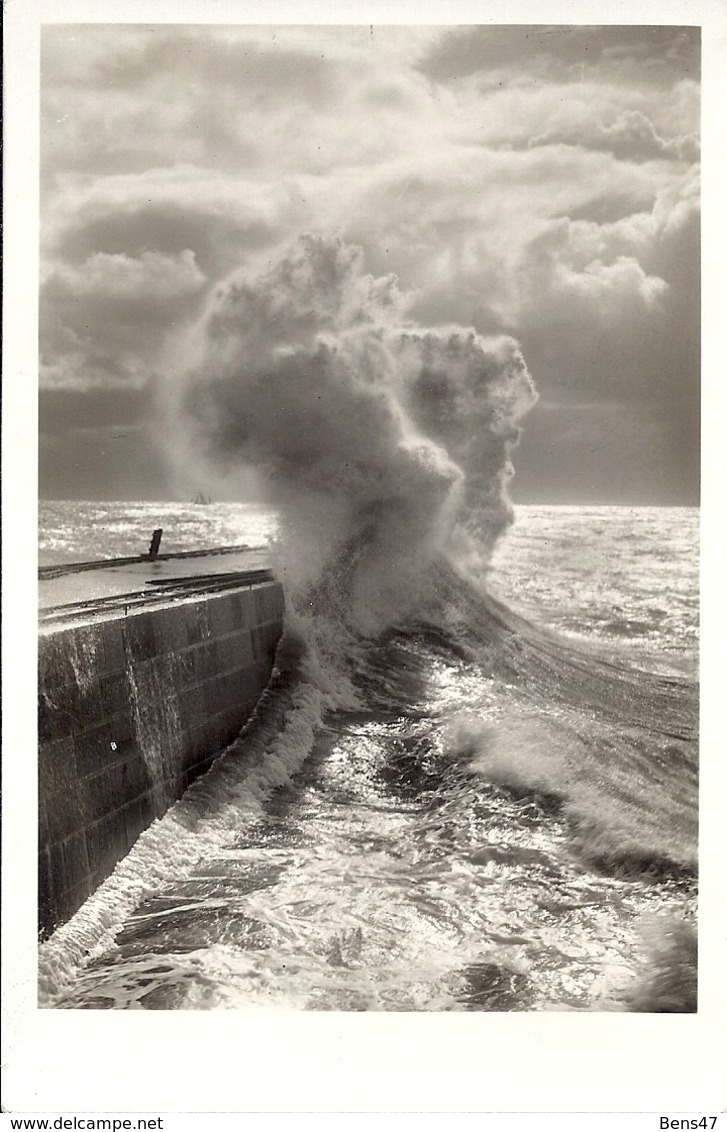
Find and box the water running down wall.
[38,581,284,937]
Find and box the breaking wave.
[38,548,698,1010]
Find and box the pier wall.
[38,582,284,937]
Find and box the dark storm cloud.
[417,25,700,86]
[39,386,153,435]
[49,197,272,276]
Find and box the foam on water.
[38,551,698,1012]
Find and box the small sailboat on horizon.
[192,490,213,505]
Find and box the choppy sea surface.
[38,502,699,1012]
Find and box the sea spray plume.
[178,235,536,629]
[395,330,537,561]
[180,235,458,629]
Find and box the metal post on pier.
[147,529,163,559]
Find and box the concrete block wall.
[38,582,284,938]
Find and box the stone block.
[74,722,119,779]
[250,625,263,661]
[203,706,232,751]
[237,589,256,628]
[226,664,256,703]
[226,593,245,629]
[138,792,157,829]
[43,783,87,845]
[180,684,207,733]
[100,619,127,674]
[186,751,215,782]
[39,625,107,701]
[95,670,130,717]
[183,602,203,645]
[147,651,177,692]
[152,609,188,655]
[179,740,201,773]
[74,679,104,727]
[152,787,172,820]
[221,708,244,747]
[207,594,235,637]
[225,631,255,670]
[204,674,234,718]
[257,623,273,659]
[85,813,127,885]
[106,708,135,748]
[123,753,154,800]
[255,658,275,687]
[38,682,83,742]
[188,724,214,766]
[244,667,266,703]
[122,799,147,853]
[84,760,142,822]
[123,612,157,663]
[216,634,236,671]
[192,641,217,682]
[48,832,91,901]
[218,670,237,703]
[171,647,196,688]
[171,713,194,760]
[38,630,78,690]
[127,656,159,709]
[39,735,77,797]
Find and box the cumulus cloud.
[514,228,669,326]
[529,107,699,163]
[48,249,205,302]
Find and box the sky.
[38,22,700,503]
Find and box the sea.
[37,500,699,1012]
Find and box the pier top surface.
[39,545,275,629]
